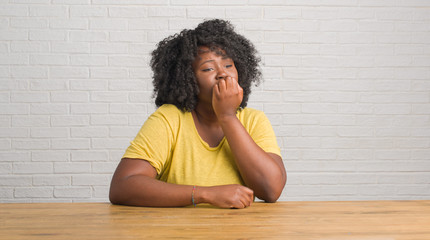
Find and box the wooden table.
[1,201,429,239]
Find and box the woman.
[109,19,286,208]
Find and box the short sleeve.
[243,109,282,158]
[122,105,177,175]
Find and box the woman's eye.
[226,65,232,68]
[202,68,213,72]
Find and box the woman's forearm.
[219,115,286,202]
[110,174,194,207]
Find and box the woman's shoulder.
[152,104,188,121]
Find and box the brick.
[71,103,108,114]
[12,116,49,127]
[51,139,90,150]
[0,104,29,115]
[54,187,91,198]
[0,127,28,138]
[70,6,107,17]
[50,19,88,29]
[15,187,53,198]
[72,174,110,186]
[50,67,89,79]
[54,162,91,174]
[0,176,32,186]
[51,115,89,127]
[71,127,108,138]
[32,151,70,162]
[11,92,49,103]
[109,6,147,17]
[71,151,108,161]
[13,162,53,174]
[30,103,68,115]
[0,152,31,162]
[31,127,69,138]
[33,175,71,186]
[51,92,89,103]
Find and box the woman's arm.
[212,77,287,202]
[109,158,254,208]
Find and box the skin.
[109,46,286,209]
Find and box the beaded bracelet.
[191,185,196,207]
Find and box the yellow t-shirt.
[122,104,281,187]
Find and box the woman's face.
[192,46,239,106]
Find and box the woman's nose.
[216,69,227,80]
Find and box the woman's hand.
[197,184,254,209]
[212,76,243,121]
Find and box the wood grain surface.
[1,200,429,239]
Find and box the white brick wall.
[1,1,429,203]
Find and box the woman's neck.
[193,103,219,127]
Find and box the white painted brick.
[226,8,262,19]
[108,6,147,17]
[31,127,68,138]
[29,54,69,65]
[51,139,90,150]
[109,31,146,42]
[0,163,12,173]
[264,7,301,19]
[54,187,91,198]
[91,43,128,54]
[72,174,110,186]
[33,175,71,186]
[13,162,53,174]
[15,187,53,198]
[70,80,107,91]
[51,115,89,127]
[12,116,49,127]
[109,80,147,91]
[93,186,109,198]
[397,69,429,80]
[71,103,108,114]
[0,188,14,199]
[90,19,127,30]
[0,104,28,115]
[0,152,31,162]
[11,92,49,103]
[92,138,129,149]
[374,104,411,115]
[11,66,47,78]
[70,6,107,17]
[302,126,337,137]
[171,0,207,5]
[49,19,88,29]
[10,18,48,28]
[91,92,127,103]
[90,68,128,79]
[54,162,91,174]
[71,127,108,138]
[29,30,66,41]
[51,92,89,103]
[109,56,147,67]
[0,176,32,186]
[32,151,70,162]
[51,42,90,54]
[12,139,50,150]
[71,151,108,162]
[0,5,28,16]
[70,31,107,42]
[0,128,28,138]
[0,30,27,41]
[50,67,89,79]
[147,7,185,17]
[30,103,68,115]
[209,0,247,5]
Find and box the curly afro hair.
[150,19,261,112]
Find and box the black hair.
[150,19,261,112]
